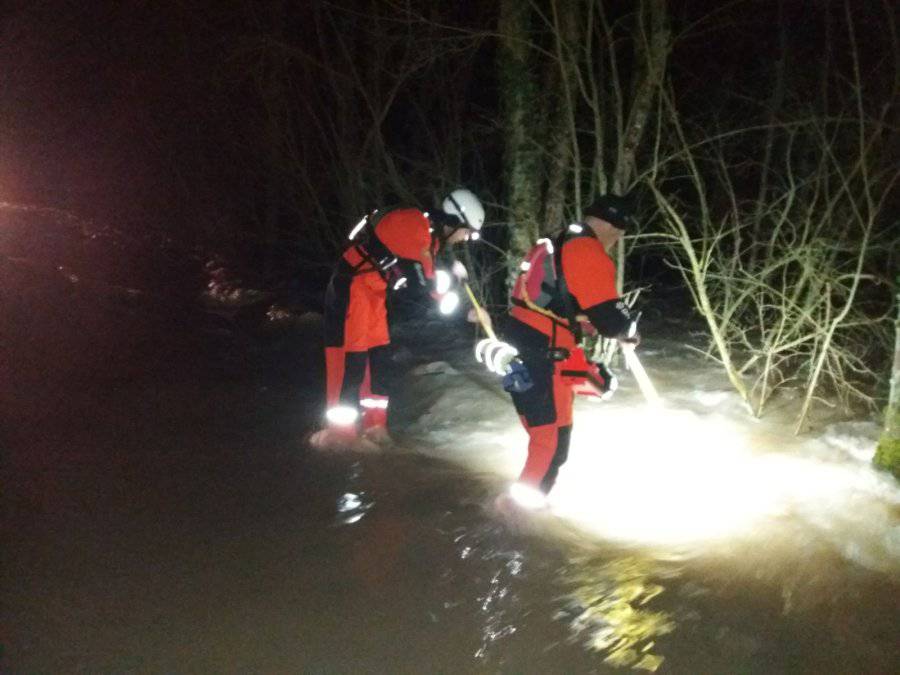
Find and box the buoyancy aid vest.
[344,208,402,280]
[340,206,437,293]
[510,224,595,345]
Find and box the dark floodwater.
[4,358,900,674]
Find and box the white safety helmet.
[442,188,485,232]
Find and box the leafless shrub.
[650,2,898,429]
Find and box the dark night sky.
[1,1,895,274]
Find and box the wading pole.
[463,282,497,341]
[622,345,661,406]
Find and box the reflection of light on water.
[338,492,362,512]
[335,491,372,525]
[561,556,674,672]
[535,405,900,553]
[474,549,524,660]
[549,405,775,543]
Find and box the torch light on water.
[528,337,830,546]
[542,339,781,544]
[543,354,890,549]
[468,304,889,551]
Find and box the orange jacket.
[342,208,435,281]
[511,230,629,348]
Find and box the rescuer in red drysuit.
[503,194,640,504]
[310,189,485,450]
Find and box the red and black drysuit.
[505,226,633,493]
[323,207,436,437]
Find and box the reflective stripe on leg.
[324,405,359,441]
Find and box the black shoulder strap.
[351,206,401,280]
[552,226,595,344]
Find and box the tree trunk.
[612,0,670,194]
[747,0,787,271]
[542,0,579,232]
[613,0,671,292]
[499,0,541,275]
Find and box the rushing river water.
[4,345,900,673]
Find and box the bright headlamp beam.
[439,291,459,315]
[435,269,452,294]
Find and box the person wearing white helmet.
[310,188,485,451]
[441,188,486,243]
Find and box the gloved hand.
[467,306,494,333]
[475,337,521,378]
[617,330,641,347]
[617,319,641,347]
[451,259,469,281]
[502,358,533,393]
[578,319,597,337]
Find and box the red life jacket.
[510,225,595,337]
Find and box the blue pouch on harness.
[502,359,534,393]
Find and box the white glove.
[475,338,519,375]
[451,260,469,281]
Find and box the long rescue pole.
[465,279,660,405]
[623,345,661,406]
[463,282,497,341]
